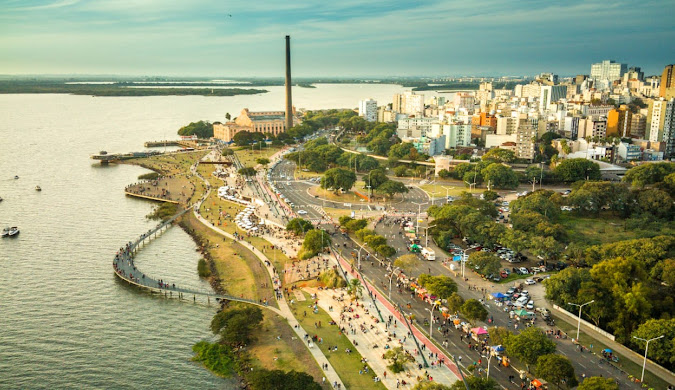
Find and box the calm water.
[0,84,455,389]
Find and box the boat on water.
[0,196,3,202]
[14,175,19,179]
[35,186,42,191]
[1,227,9,237]
[8,227,19,237]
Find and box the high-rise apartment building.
[358,99,377,122]
[649,98,675,156]
[664,99,675,157]
[607,105,633,137]
[515,114,536,161]
[393,92,425,115]
[590,60,627,83]
[539,85,567,111]
[660,64,675,99]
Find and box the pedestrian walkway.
[307,287,458,388]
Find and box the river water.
[0,84,455,389]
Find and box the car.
[521,290,529,296]
[519,267,529,274]
[525,279,536,285]
[500,271,509,278]
[297,210,307,215]
[506,287,516,295]
[526,301,535,310]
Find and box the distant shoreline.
[0,82,268,97]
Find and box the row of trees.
[339,216,397,258]
[286,218,332,259]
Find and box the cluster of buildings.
[357,62,675,163]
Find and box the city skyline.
[1,0,674,77]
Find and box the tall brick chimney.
[285,35,293,130]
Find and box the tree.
[247,369,322,390]
[221,148,234,156]
[631,319,675,368]
[449,377,499,390]
[345,218,368,232]
[468,252,501,276]
[554,158,601,182]
[178,120,213,138]
[510,190,560,219]
[376,180,409,198]
[417,274,457,300]
[413,381,452,390]
[286,218,314,235]
[482,190,499,201]
[320,167,356,193]
[438,169,452,179]
[210,306,264,346]
[623,162,675,188]
[256,157,270,167]
[238,167,256,176]
[394,165,408,177]
[461,299,488,324]
[577,377,619,390]
[364,169,389,190]
[481,163,519,189]
[394,254,418,274]
[301,229,331,258]
[482,148,516,163]
[383,346,414,373]
[504,327,556,366]
[375,244,396,258]
[529,236,563,262]
[488,326,512,345]
[635,188,673,220]
[347,278,364,299]
[364,234,387,248]
[446,292,465,314]
[192,341,235,377]
[536,354,578,389]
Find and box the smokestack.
[285,35,293,130]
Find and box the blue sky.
[1,0,674,77]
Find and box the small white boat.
[14,175,19,180]
[1,227,9,237]
[35,186,42,192]
[7,227,19,237]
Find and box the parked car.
[526,301,534,310]
[519,267,529,274]
[525,279,536,285]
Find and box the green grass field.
[235,146,282,168]
[559,213,675,246]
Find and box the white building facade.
[358,99,378,122]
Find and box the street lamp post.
[486,353,494,379]
[387,266,400,299]
[357,245,365,270]
[442,185,453,203]
[632,335,664,383]
[411,201,428,235]
[425,303,437,337]
[567,300,595,341]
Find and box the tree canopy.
[178,120,213,138]
[286,218,314,235]
[504,327,556,366]
[536,354,578,389]
[321,167,357,193]
[482,148,516,163]
[461,299,488,324]
[554,158,601,182]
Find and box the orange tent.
[531,379,543,388]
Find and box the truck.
[421,247,436,261]
[407,243,421,253]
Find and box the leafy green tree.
[623,162,675,188]
[394,254,418,274]
[482,148,516,163]
[320,167,357,193]
[414,381,452,390]
[345,218,368,232]
[500,229,530,254]
[384,346,414,373]
[635,188,673,220]
[364,234,387,248]
[463,170,484,186]
[504,327,556,366]
[468,252,501,276]
[461,299,488,324]
[488,326,512,345]
[210,306,264,346]
[286,218,314,235]
[482,190,499,201]
[536,354,578,389]
[389,142,419,160]
[355,228,375,241]
[192,341,235,377]
[376,180,409,198]
[449,377,498,390]
[178,120,213,138]
[301,229,331,258]
[238,167,257,176]
[347,278,364,299]
[544,267,592,306]
[577,377,619,390]
[375,244,396,258]
[232,130,265,145]
[631,318,675,368]
[221,148,234,156]
[338,215,353,226]
[256,157,270,166]
[438,169,452,179]
[554,158,601,182]
[247,369,322,390]
[510,190,560,219]
[417,274,457,300]
[364,168,389,190]
[529,236,564,262]
[446,292,465,314]
[394,165,408,177]
[481,163,519,189]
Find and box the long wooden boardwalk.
[112,207,279,313]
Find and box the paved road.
[326,221,644,389]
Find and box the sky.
[1,0,674,77]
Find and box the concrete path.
[192,154,346,389]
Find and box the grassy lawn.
[552,314,669,390]
[309,185,369,204]
[559,213,675,246]
[235,146,282,168]
[420,183,481,198]
[134,150,209,175]
[294,168,323,180]
[292,292,386,390]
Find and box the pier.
[112,208,279,312]
[91,150,162,164]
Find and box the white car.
[526,301,535,310]
[297,210,307,215]
[525,279,536,285]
